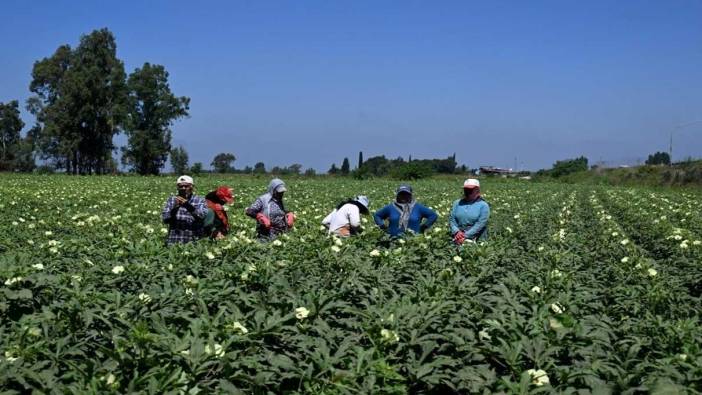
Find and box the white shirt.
[322,203,361,234]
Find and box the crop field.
[0,174,701,393]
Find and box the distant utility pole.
[669,120,702,165]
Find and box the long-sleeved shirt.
[245,196,288,239]
[373,202,438,237]
[161,195,208,245]
[449,198,490,240]
[322,203,362,237]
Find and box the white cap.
[274,184,287,193]
[463,178,480,188]
[354,195,370,209]
[177,175,194,185]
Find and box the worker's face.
[273,190,284,200]
[177,183,193,198]
[396,192,412,204]
[463,187,478,198]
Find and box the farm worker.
[449,178,490,244]
[203,186,234,240]
[161,175,209,245]
[373,184,438,237]
[245,178,295,240]
[322,196,370,237]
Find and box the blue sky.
[1,0,701,171]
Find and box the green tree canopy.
[121,63,190,175]
[170,145,189,175]
[0,100,25,171]
[211,152,236,173]
[28,28,128,174]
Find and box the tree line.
[1,28,189,175]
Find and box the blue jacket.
[449,198,490,240]
[374,202,438,237]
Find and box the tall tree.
[0,100,25,171]
[358,151,363,169]
[211,152,236,173]
[253,162,266,174]
[28,28,128,174]
[328,163,339,175]
[122,63,190,174]
[341,157,350,175]
[170,145,189,175]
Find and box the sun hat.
[396,184,413,195]
[177,175,194,185]
[463,178,480,188]
[274,184,287,193]
[215,186,234,203]
[353,195,370,210]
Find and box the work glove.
[286,212,295,228]
[453,230,465,245]
[256,213,271,229]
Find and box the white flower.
[71,275,82,282]
[184,275,198,285]
[478,329,491,341]
[27,327,41,337]
[160,227,168,234]
[453,255,463,263]
[138,293,152,303]
[32,263,44,270]
[550,269,563,278]
[680,241,689,249]
[4,351,18,363]
[319,225,326,231]
[205,251,215,260]
[49,247,59,254]
[205,343,225,358]
[380,329,400,343]
[369,249,381,257]
[105,373,116,385]
[272,239,283,246]
[678,354,688,361]
[513,214,520,219]
[620,257,629,263]
[295,307,310,320]
[230,321,248,334]
[537,246,544,252]
[648,268,658,277]
[331,245,341,253]
[527,369,550,386]
[4,277,23,286]
[693,240,701,246]
[620,239,629,246]
[111,265,125,274]
[334,238,343,246]
[505,227,513,234]
[397,238,405,244]
[550,303,565,314]
[530,286,541,294]
[611,231,619,237]
[44,231,53,236]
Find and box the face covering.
[464,188,481,202]
[394,194,416,231]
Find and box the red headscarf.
[207,186,233,232]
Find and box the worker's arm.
[448,200,461,235]
[419,204,438,232]
[373,205,390,229]
[245,198,263,218]
[162,196,179,224]
[465,202,490,239]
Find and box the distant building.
[479,166,513,175]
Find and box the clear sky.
[1,0,701,171]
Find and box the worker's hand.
[286,212,295,228]
[215,232,226,240]
[256,213,271,229]
[175,196,188,205]
[453,231,465,245]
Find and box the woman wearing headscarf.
[449,178,490,244]
[322,196,370,237]
[245,178,295,240]
[204,186,234,240]
[373,184,438,237]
